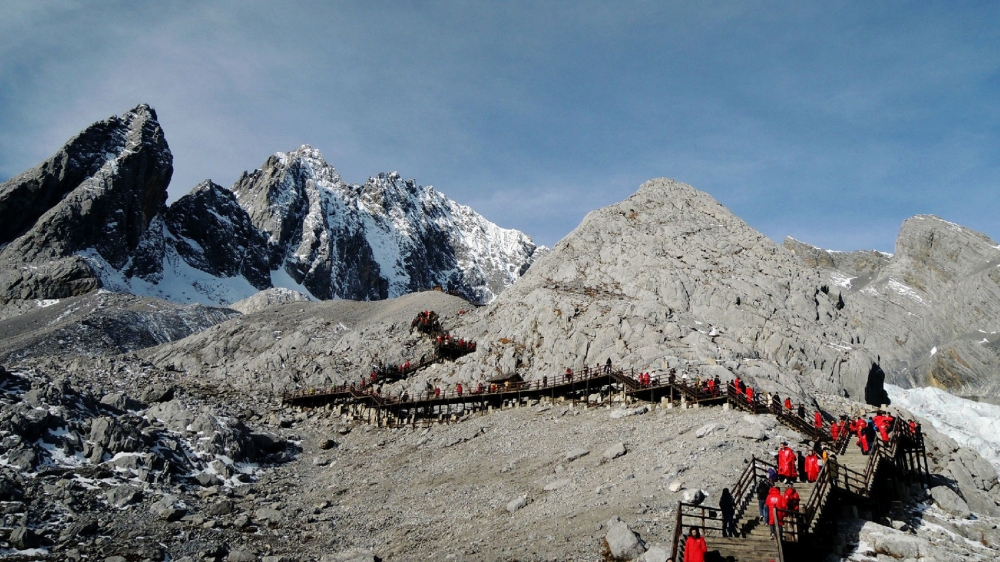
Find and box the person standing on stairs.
[757,477,771,522]
[766,486,785,539]
[797,451,807,483]
[720,488,736,537]
[683,527,707,562]
[778,443,797,484]
[805,450,820,482]
[783,485,801,537]
[604,358,612,374]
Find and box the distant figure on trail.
[785,397,793,411]
[797,451,807,483]
[565,367,573,382]
[683,527,707,562]
[456,383,463,396]
[543,375,548,388]
[814,411,823,431]
[719,488,736,538]
[604,358,612,374]
[797,404,806,418]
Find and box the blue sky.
[2,1,998,250]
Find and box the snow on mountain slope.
[227,145,543,304]
[887,384,1000,476]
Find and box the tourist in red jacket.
[778,443,797,483]
[804,451,820,482]
[683,527,707,562]
[766,486,785,538]
[814,411,823,430]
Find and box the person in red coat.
[831,422,841,441]
[784,397,793,410]
[783,485,801,536]
[746,386,754,403]
[684,527,707,562]
[814,411,823,430]
[766,486,785,538]
[804,451,820,482]
[778,443,797,483]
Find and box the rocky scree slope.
[785,216,1000,399]
[0,106,541,308]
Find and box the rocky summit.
[2,106,1000,561]
[0,106,542,308]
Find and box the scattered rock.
[604,516,645,560]
[682,489,706,505]
[641,545,669,562]
[227,550,258,562]
[930,486,971,518]
[507,495,528,513]
[602,442,627,462]
[668,480,684,493]
[695,423,717,438]
[544,478,571,491]
[565,447,590,462]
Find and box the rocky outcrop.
[786,216,1000,397]
[229,287,311,315]
[0,104,172,303]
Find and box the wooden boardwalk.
[282,366,728,426]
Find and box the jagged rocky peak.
[0,104,172,303]
[227,145,542,304]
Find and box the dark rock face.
[163,181,271,290]
[0,105,172,303]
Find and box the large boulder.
[604,516,645,560]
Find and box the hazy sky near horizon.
[2,1,998,250]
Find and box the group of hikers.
[410,310,442,335]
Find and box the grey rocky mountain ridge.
[0,105,542,308]
[784,216,1000,400]
[3,170,1000,559]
